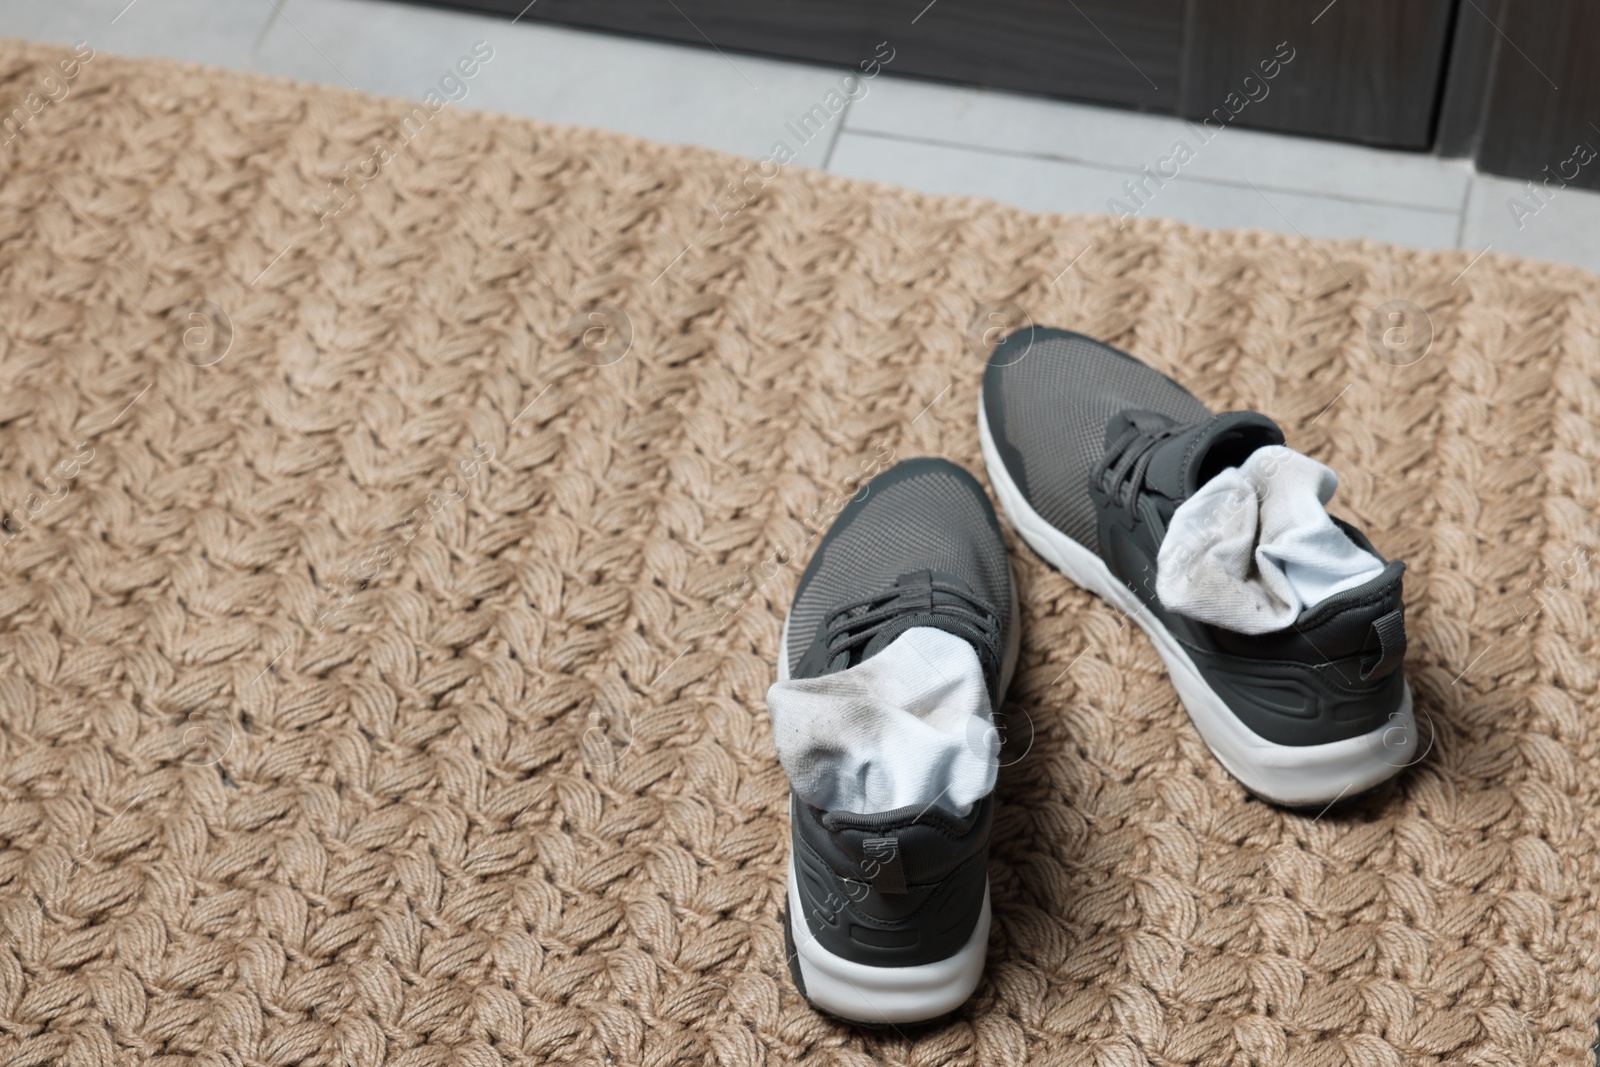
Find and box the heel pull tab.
[861,836,908,895]
[1360,609,1406,680]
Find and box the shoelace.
[1093,422,1183,511]
[823,581,1000,675]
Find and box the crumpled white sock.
[767,627,996,817]
[1156,445,1385,634]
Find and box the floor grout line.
[820,96,851,171]
[1454,173,1476,249]
[835,127,1468,215]
[247,0,287,69]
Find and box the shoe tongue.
[856,570,978,663]
[1139,410,1285,502]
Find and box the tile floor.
[6,0,1600,274]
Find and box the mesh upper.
[786,460,1013,677]
[983,330,1210,554]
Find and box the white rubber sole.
[977,399,1416,807]
[786,853,990,1024]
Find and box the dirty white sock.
[767,627,996,817]
[1156,445,1384,634]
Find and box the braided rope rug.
[1,37,1598,1067]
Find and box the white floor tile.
[1460,173,1600,276]
[830,132,1462,249]
[848,76,1472,212]
[253,0,857,171]
[0,0,277,70]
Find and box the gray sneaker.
[778,457,1018,1024]
[978,328,1414,807]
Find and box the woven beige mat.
[1,37,1599,1067]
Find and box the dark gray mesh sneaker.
[778,457,1018,1024]
[979,328,1415,807]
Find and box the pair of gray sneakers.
[778,328,1415,1024]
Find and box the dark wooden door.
[1178,0,1457,149]
[430,0,1453,148]
[453,0,1182,111]
[421,0,1600,174]
[1437,0,1600,191]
